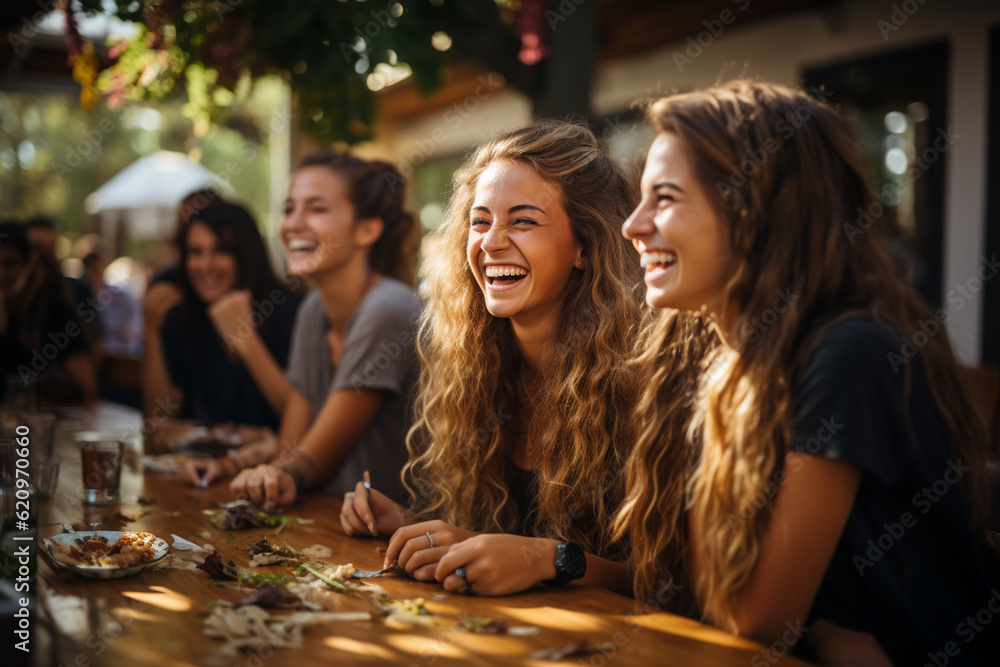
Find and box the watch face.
[561,542,587,579]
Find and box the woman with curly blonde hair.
[619,80,998,665]
[341,121,644,595]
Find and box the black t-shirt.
[1,300,92,403]
[66,276,104,341]
[791,317,999,665]
[160,291,302,429]
[508,464,539,536]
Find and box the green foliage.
[76,0,517,145]
[0,79,285,248]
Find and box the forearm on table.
[578,554,631,596]
[274,388,386,491]
[233,332,294,415]
[526,538,631,595]
[225,438,280,473]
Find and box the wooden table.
[28,403,812,666]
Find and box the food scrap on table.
[113,509,154,523]
[171,534,210,552]
[529,642,618,661]
[299,545,332,559]
[196,553,239,580]
[147,555,198,571]
[458,616,509,634]
[47,532,157,568]
[202,602,372,656]
[204,500,314,533]
[246,537,305,567]
[291,562,349,590]
[233,585,314,611]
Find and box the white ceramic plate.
[42,531,169,579]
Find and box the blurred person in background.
[147,189,225,289]
[0,221,97,405]
[142,202,302,431]
[183,152,421,512]
[25,215,104,356]
[82,250,142,359]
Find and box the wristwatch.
[542,541,587,587]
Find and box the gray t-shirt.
[286,278,421,503]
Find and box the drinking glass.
[34,457,60,500]
[80,440,124,504]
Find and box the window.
[803,41,949,308]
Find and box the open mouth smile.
[484,264,528,291]
[640,250,677,281]
[286,238,318,253]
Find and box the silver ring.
[426,531,434,548]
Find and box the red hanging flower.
[517,0,551,65]
[63,0,84,64]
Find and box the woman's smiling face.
[280,166,359,278]
[622,132,733,316]
[466,160,584,327]
[184,222,237,304]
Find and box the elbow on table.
[730,608,809,652]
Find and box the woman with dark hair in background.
[142,202,302,430]
[184,152,422,512]
[0,221,97,405]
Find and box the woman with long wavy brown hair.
[618,80,997,665]
[341,121,644,595]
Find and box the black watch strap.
[542,541,587,587]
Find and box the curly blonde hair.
[403,121,644,557]
[615,80,990,627]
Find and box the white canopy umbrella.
[85,151,233,240]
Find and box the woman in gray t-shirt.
[187,151,421,509]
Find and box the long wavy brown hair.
[403,121,644,558]
[615,80,990,627]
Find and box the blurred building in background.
[361,0,1000,366]
[1,0,998,366]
